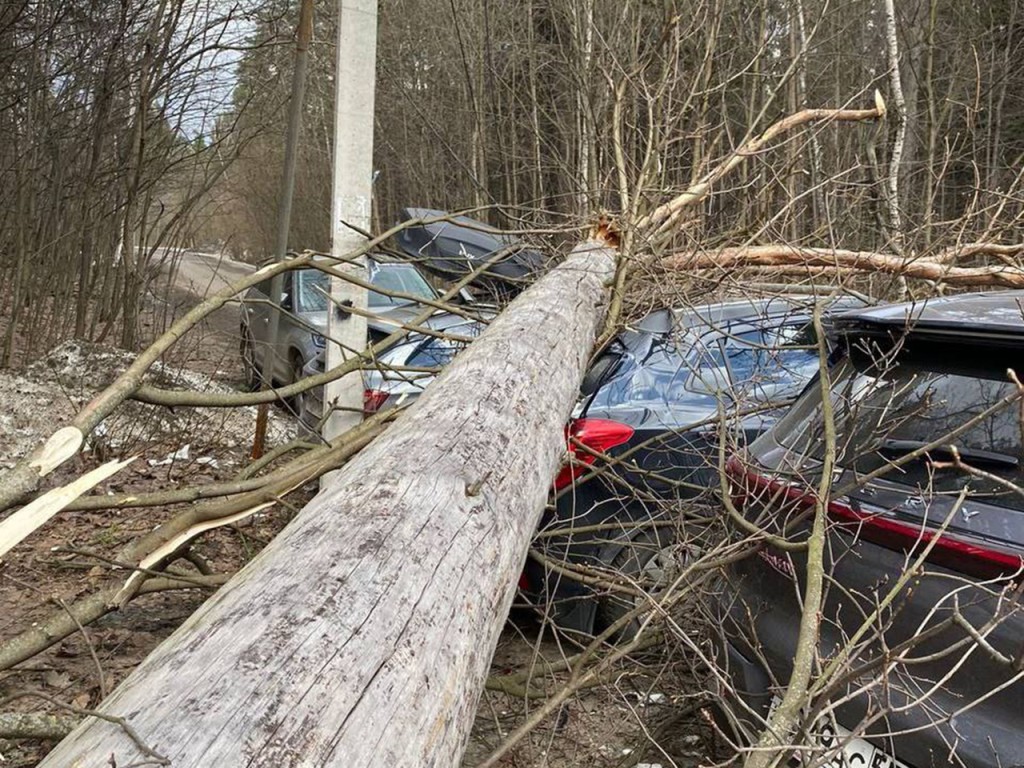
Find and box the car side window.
[252,273,293,307]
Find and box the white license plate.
[815,719,907,768]
[770,696,908,768]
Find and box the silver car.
[297,312,491,434]
[239,257,440,390]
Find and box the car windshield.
[295,269,330,312]
[294,264,436,313]
[587,321,820,412]
[368,263,436,307]
[769,352,1024,510]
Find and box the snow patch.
[0,340,295,468]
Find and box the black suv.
[526,295,865,635]
[721,291,1024,768]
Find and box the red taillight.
[728,456,1024,581]
[363,388,389,414]
[553,418,634,491]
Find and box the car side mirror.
[280,292,292,310]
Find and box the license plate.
[815,719,907,768]
[770,696,908,768]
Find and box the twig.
[1,690,168,764]
[742,308,834,768]
[54,598,107,698]
[636,94,886,241]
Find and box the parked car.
[296,311,492,433]
[394,207,545,298]
[525,294,867,635]
[239,256,440,390]
[719,291,1024,768]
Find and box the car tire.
[240,325,260,391]
[596,528,689,641]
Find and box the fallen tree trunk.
[37,238,616,768]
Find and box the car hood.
[305,311,328,334]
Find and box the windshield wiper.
[878,439,1020,470]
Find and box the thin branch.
[636,94,886,240]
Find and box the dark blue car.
[526,294,866,636]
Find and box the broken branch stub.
[0,457,134,560]
[37,239,616,768]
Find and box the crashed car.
[526,294,866,636]
[720,291,1024,767]
[296,312,491,433]
[394,207,545,298]
[239,256,440,390]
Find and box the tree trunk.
[37,239,616,768]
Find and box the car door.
[271,270,296,382]
[242,277,274,372]
[244,272,296,383]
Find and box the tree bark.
[37,239,616,768]
[882,0,907,261]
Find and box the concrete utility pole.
[323,0,377,447]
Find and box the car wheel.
[240,325,259,391]
[597,528,694,640]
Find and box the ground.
[0,252,720,767]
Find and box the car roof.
[398,208,519,251]
[831,290,1024,345]
[635,294,867,335]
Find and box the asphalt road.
[149,249,256,380]
[167,249,255,298]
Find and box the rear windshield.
[404,322,484,369]
[368,263,436,307]
[586,321,821,412]
[767,351,1024,509]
